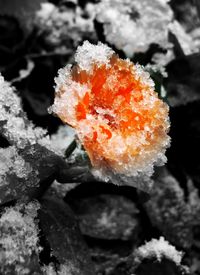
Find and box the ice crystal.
[0,146,34,186]
[135,237,183,265]
[75,40,114,72]
[92,0,197,57]
[51,41,170,191]
[0,202,41,274]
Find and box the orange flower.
[52,41,170,189]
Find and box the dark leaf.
[0,0,45,34]
[134,259,189,275]
[68,194,140,241]
[194,0,200,19]
[39,196,95,275]
[144,168,200,249]
[165,53,200,107]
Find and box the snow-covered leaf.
[0,202,42,275]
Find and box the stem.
[65,139,77,158]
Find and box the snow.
[95,0,173,57]
[75,40,114,72]
[0,74,49,149]
[135,237,183,265]
[0,147,33,186]
[50,125,75,156]
[36,2,96,50]
[42,263,80,275]
[0,202,41,269]
[93,0,198,57]
[0,74,57,154]
[169,20,198,55]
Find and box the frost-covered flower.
[51,41,170,190]
[92,0,197,57]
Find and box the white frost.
[0,202,41,268]
[75,40,114,72]
[135,237,183,265]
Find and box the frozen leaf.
[170,0,200,32]
[169,21,197,55]
[144,168,200,248]
[0,145,39,205]
[42,263,82,275]
[0,140,93,205]
[0,74,49,149]
[89,0,199,61]
[50,181,80,199]
[35,2,96,52]
[68,194,140,241]
[0,201,42,275]
[90,247,129,275]
[95,0,173,56]
[39,196,95,275]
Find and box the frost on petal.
[51,41,170,192]
[135,237,183,265]
[0,202,41,274]
[75,40,114,72]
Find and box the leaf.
[68,194,140,241]
[0,202,42,275]
[134,259,189,275]
[194,0,200,20]
[39,196,95,275]
[165,53,200,107]
[0,143,87,206]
